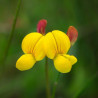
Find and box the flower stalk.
[45,57,51,98]
[52,72,61,98]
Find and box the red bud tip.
[37,19,47,34]
[67,26,78,45]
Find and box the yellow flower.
[16,32,45,71]
[44,30,77,73]
[16,19,78,73]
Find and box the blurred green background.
[0,0,98,98]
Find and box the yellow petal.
[22,32,43,54]
[33,36,45,61]
[16,54,36,71]
[52,30,70,54]
[44,32,58,59]
[62,54,77,65]
[54,54,72,73]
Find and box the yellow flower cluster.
[16,30,77,73]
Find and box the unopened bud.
[67,26,78,45]
[37,19,47,34]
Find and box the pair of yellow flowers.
[16,20,77,73]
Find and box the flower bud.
[67,26,78,45]
[37,19,47,34]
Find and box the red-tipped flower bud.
[67,26,78,45]
[37,19,47,34]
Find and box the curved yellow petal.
[33,36,45,61]
[16,54,36,71]
[52,30,70,54]
[44,32,58,59]
[63,54,77,65]
[22,32,43,54]
[54,54,72,73]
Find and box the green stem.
[52,72,61,98]
[45,57,51,98]
[1,0,21,66]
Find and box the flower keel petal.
[54,54,72,73]
[16,54,36,71]
[63,54,77,65]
